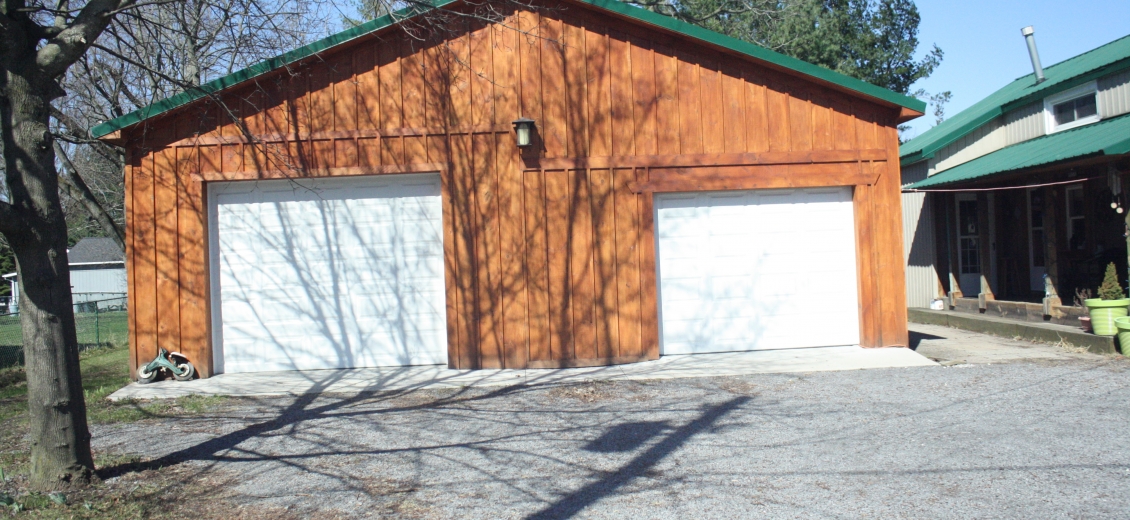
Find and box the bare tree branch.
[36,0,135,77]
[54,141,125,249]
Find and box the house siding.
[930,117,1005,174]
[123,0,909,376]
[1004,101,1044,145]
[70,268,128,297]
[1099,69,1130,118]
[925,68,1130,177]
[900,161,938,308]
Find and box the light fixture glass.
[512,117,535,148]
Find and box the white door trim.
[955,193,980,297]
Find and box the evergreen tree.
[627,0,947,108]
[1098,262,1124,300]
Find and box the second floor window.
[1053,94,1097,126]
[1045,82,1100,133]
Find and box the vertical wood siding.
[123,1,909,374]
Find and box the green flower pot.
[1084,298,1130,336]
[1115,317,1130,357]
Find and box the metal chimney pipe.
[1021,26,1046,83]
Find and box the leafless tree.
[49,0,335,249]
[0,0,335,489]
[0,0,560,489]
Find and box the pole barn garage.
[94,0,925,379]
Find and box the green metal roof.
[906,113,1130,189]
[901,34,1130,165]
[90,0,924,139]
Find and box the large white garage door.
[209,174,447,373]
[656,187,859,355]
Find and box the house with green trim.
[901,32,1130,322]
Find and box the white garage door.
[656,187,859,355]
[208,174,448,373]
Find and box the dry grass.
[717,378,761,396]
[544,380,618,403]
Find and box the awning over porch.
[906,113,1130,190]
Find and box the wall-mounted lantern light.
[512,117,536,148]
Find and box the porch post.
[931,194,948,300]
[976,192,995,303]
[1118,167,1130,291]
[1043,187,1062,306]
[943,193,963,301]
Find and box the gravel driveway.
[94,329,1130,518]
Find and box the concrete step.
[908,308,1120,355]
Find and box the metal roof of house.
[90,0,924,139]
[901,34,1130,166]
[67,238,125,264]
[906,112,1130,189]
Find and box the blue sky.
[901,0,1130,139]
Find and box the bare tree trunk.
[1,66,95,489]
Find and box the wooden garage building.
[94,0,925,378]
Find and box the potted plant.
[1084,263,1130,336]
[1076,288,1093,332]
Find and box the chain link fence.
[0,296,128,369]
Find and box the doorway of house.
[956,194,981,297]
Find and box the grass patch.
[0,344,227,489]
[0,344,238,519]
[0,462,274,519]
[0,311,129,369]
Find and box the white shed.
[4,237,127,314]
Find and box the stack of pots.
[1085,297,1130,356]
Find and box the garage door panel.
[212,174,448,373]
[657,187,859,355]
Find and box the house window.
[1044,82,1100,133]
[958,199,980,275]
[1066,186,1085,251]
[1053,94,1097,126]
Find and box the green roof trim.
[905,113,1130,190]
[579,0,924,112]
[91,0,924,139]
[900,106,1002,166]
[90,0,458,139]
[901,34,1130,162]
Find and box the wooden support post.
[944,193,963,301]
[1121,171,1130,293]
[1043,187,1062,307]
[977,192,995,302]
[931,193,948,297]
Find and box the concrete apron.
[108,345,938,401]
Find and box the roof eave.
[901,56,1130,162]
[907,150,1129,190]
[900,107,1002,161]
[573,0,926,114]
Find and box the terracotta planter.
[1083,298,1130,336]
[1079,316,1093,333]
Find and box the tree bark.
[1,65,95,488]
